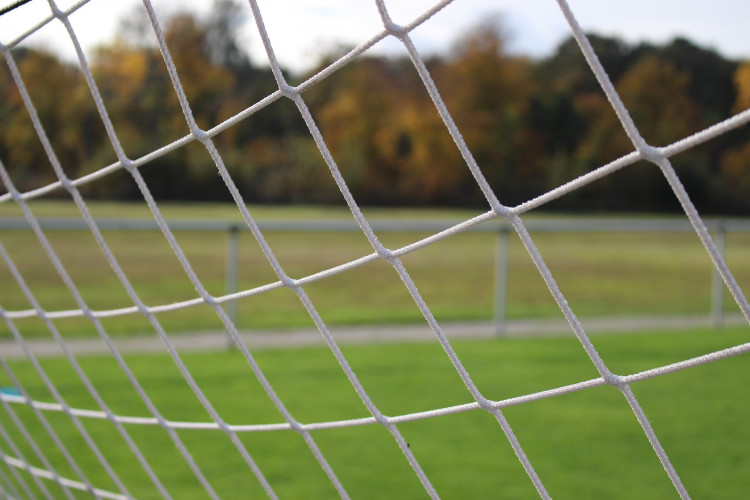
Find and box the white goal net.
[1,0,750,499]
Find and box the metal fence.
[2,216,749,334]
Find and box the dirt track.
[1,314,746,360]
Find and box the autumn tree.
[2,11,747,212]
[718,61,750,212]
[89,1,291,201]
[733,62,750,113]
[652,38,737,127]
[308,57,416,203]
[435,18,535,205]
[0,48,100,192]
[618,56,700,145]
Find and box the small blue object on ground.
[0,387,21,396]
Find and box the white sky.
[1,0,748,74]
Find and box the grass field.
[1,201,749,339]
[0,326,749,499]
[1,203,749,497]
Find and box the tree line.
[1,1,749,213]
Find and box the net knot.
[191,128,210,145]
[135,303,151,316]
[202,294,218,307]
[385,22,406,38]
[494,205,515,220]
[59,177,75,192]
[216,420,232,434]
[120,157,136,173]
[287,418,304,434]
[603,372,624,388]
[81,308,97,323]
[639,144,663,164]
[280,274,299,290]
[375,246,395,261]
[49,3,65,19]
[372,411,391,427]
[279,83,298,99]
[476,395,495,411]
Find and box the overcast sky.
[1,0,748,73]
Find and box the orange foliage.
[733,62,750,113]
[617,56,700,146]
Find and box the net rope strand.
[554,1,746,497]
[0,0,745,208]
[0,0,749,498]
[142,1,353,497]
[4,3,252,499]
[1,29,217,500]
[0,448,26,500]
[0,190,120,500]
[4,337,750,434]
[249,0,474,495]
[3,0,278,497]
[371,2,547,496]
[155,0,434,494]
[0,396,56,499]
[0,454,127,500]
[0,235,171,499]
[554,0,750,326]
[0,41,176,499]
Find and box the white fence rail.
[2,216,749,334]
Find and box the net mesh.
[1,0,749,498]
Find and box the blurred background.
[1,0,749,212]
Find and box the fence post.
[494,226,509,336]
[711,220,727,329]
[226,224,240,348]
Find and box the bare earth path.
[1,314,746,360]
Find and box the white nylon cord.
[0,0,748,498]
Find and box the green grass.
[1,202,749,339]
[0,199,483,220]
[0,326,749,498]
